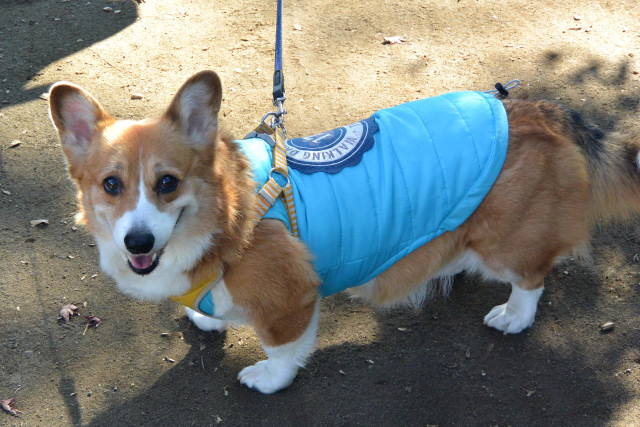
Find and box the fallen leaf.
[83,315,101,336]
[383,35,406,44]
[60,304,79,322]
[84,315,101,328]
[1,398,23,415]
[30,219,49,227]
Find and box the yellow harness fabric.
[169,269,223,316]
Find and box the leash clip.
[261,96,287,132]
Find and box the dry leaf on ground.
[59,304,79,323]
[84,315,101,328]
[1,398,23,415]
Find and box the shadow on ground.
[1,1,639,425]
[83,50,640,426]
[83,262,638,426]
[0,0,139,107]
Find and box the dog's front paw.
[483,303,535,334]
[185,307,229,332]
[238,360,298,394]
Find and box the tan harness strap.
[253,123,298,236]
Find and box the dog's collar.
[170,269,224,318]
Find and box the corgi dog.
[49,71,640,394]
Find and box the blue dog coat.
[236,91,508,299]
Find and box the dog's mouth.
[127,250,163,275]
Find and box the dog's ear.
[164,70,222,148]
[49,82,113,173]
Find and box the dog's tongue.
[131,255,153,270]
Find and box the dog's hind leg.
[483,281,544,334]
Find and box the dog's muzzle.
[124,230,162,275]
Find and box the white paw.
[185,307,228,332]
[484,285,542,334]
[483,303,535,334]
[237,360,298,394]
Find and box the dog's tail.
[568,108,640,223]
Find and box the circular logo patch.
[285,117,378,174]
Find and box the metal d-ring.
[268,167,290,188]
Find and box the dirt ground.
[1,0,639,425]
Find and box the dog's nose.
[124,231,155,254]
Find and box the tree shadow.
[523,50,640,131]
[81,260,639,426]
[0,0,139,108]
[3,7,638,422]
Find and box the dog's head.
[49,71,227,299]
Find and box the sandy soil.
[1,0,639,425]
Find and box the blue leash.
[272,0,286,116]
[256,0,286,131]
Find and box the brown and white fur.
[49,71,640,393]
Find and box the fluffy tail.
[570,109,640,222]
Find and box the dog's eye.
[158,175,179,194]
[103,176,122,195]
